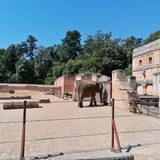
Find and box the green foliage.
[16,59,36,83]
[0,29,157,84]
[52,64,64,78]
[45,63,65,84]
[0,49,7,82]
[44,76,54,85]
[63,59,83,75]
[26,35,38,58]
[59,30,82,62]
[82,31,128,76]
[125,64,132,76]
[144,30,160,44]
[5,45,19,74]
[122,36,143,63]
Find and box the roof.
[133,39,160,58]
[98,75,111,82]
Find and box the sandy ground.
[0,90,160,160]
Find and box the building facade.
[132,39,160,96]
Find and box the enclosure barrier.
[114,98,160,118]
[17,99,122,159]
[1,97,158,159]
[20,101,26,160]
[111,98,121,153]
[0,98,143,159]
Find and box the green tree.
[47,45,60,61]
[16,59,36,83]
[63,59,83,75]
[122,36,143,64]
[122,36,143,75]
[5,45,19,74]
[45,63,65,84]
[144,30,160,44]
[83,31,127,76]
[60,30,82,62]
[0,49,7,82]
[125,63,132,76]
[34,46,53,83]
[26,35,38,58]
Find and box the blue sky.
[0,0,160,48]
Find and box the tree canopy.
[144,30,160,44]
[0,29,158,84]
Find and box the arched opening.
[139,59,142,66]
[149,57,152,64]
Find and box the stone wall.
[0,83,53,92]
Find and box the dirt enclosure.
[0,90,160,159]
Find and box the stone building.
[54,75,75,97]
[132,39,160,96]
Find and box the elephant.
[77,80,108,108]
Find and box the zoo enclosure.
[0,99,121,160]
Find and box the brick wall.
[64,76,75,94]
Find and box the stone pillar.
[106,81,112,105]
[112,69,125,81]
[112,70,131,111]
[153,74,159,96]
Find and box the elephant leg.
[94,98,97,106]
[79,101,83,108]
[78,100,83,108]
[102,90,108,105]
[89,99,93,106]
[78,99,83,108]
[103,101,108,105]
[80,97,84,108]
[78,95,83,108]
[92,93,97,106]
[89,95,94,106]
[100,92,102,103]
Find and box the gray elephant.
[77,80,108,107]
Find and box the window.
[139,59,142,66]
[149,57,152,64]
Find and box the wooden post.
[20,101,27,160]
[111,98,114,149]
[111,98,121,152]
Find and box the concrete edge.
[28,150,134,160]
